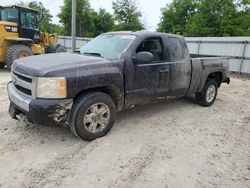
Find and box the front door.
[125,36,170,107]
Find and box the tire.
[46,44,67,53]
[6,45,33,69]
[69,92,117,141]
[55,45,67,53]
[196,79,218,107]
[0,63,5,69]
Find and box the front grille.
[13,72,32,83]
[15,85,32,95]
[11,71,34,97]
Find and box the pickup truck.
[7,31,230,140]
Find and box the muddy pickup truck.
[7,31,230,140]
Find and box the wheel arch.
[73,85,124,111]
[206,71,222,88]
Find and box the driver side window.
[136,37,164,62]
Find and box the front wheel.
[196,79,218,107]
[69,92,117,141]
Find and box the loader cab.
[0,5,40,43]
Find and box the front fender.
[75,66,123,93]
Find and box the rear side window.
[167,37,183,62]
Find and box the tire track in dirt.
[24,140,100,188]
[0,120,70,154]
[109,143,157,188]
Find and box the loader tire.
[55,45,67,53]
[6,45,33,69]
[46,44,67,53]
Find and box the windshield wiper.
[83,52,103,58]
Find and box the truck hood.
[12,53,113,76]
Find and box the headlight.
[36,77,67,99]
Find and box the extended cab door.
[124,35,170,107]
[164,37,192,96]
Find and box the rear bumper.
[7,82,73,126]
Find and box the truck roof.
[105,31,183,39]
[0,4,39,13]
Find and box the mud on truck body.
[7,31,230,140]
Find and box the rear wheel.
[69,92,117,141]
[6,45,33,69]
[196,79,218,107]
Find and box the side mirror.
[132,51,154,64]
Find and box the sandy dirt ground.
[0,68,249,188]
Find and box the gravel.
[0,68,249,188]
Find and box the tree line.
[20,0,249,37]
[157,0,250,36]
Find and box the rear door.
[124,35,170,107]
[165,37,192,96]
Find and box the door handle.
[159,68,169,73]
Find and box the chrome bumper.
[7,82,31,112]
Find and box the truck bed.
[187,56,230,94]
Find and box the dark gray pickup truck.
[7,31,230,140]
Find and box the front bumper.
[8,82,31,112]
[7,82,73,126]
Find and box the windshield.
[0,8,18,23]
[20,11,38,29]
[80,34,136,60]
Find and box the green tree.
[18,1,64,34]
[233,0,250,36]
[93,9,114,36]
[157,0,198,35]
[185,0,240,36]
[158,0,250,36]
[58,0,96,37]
[112,0,144,31]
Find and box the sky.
[1,0,171,31]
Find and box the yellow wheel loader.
[0,5,67,69]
